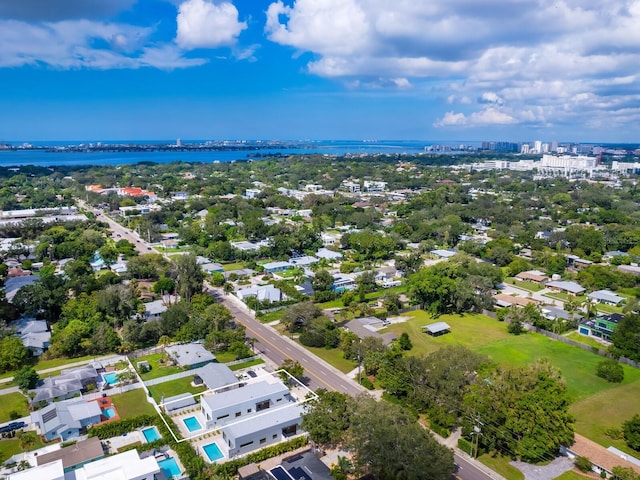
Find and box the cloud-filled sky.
[1,0,639,142]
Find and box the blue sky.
[1,0,639,142]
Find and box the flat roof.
[8,459,64,480]
[222,403,302,439]
[202,380,288,412]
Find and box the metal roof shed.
[422,322,451,336]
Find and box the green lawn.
[299,344,358,374]
[570,380,640,456]
[111,389,157,418]
[543,292,587,304]
[506,278,545,292]
[0,436,46,462]
[228,358,264,371]
[257,309,286,323]
[564,331,607,351]
[147,377,207,403]
[553,470,591,480]
[222,261,246,271]
[594,303,624,314]
[134,353,184,381]
[384,311,511,357]
[0,392,29,423]
[478,453,524,480]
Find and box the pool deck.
[91,395,121,423]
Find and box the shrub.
[596,359,624,383]
[605,427,624,440]
[429,422,451,438]
[575,456,593,473]
[458,437,473,455]
[359,376,374,390]
[9,411,20,420]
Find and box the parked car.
[0,421,25,433]
[247,370,257,378]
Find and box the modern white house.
[201,380,290,429]
[7,459,65,480]
[236,284,283,303]
[220,403,304,458]
[71,449,161,480]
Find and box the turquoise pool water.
[202,442,223,462]
[158,457,180,478]
[102,407,116,419]
[142,427,161,442]
[183,416,202,432]
[103,372,118,385]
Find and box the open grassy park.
[379,310,640,452]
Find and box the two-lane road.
[209,287,365,397]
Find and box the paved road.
[77,199,159,255]
[455,453,502,480]
[208,287,366,397]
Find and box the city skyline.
[1,0,639,142]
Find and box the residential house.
[193,363,239,391]
[331,273,359,292]
[566,255,594,270]
[262,261,291,274]
[142,295,179,321]
[162,393,198,413]
[514,270,548,284]
[541,306,583,323]
[221,403,303,458]
[315,247,342,261]
[320,232,341,247]
[375,266,400,288]
[430,249,457,259]
[3,274,38,302]
[31,365,100,405]
[578,313,623,342]
[201,262,224,274]
[201,380,290,429]
[587,290,625,306]
[561,434,640,478]
[288,256,318,268]
[7,459,65,480]
[165,343,215,369]
[11,317,51,356]
[344,317,397,345]
[546,280,586,295]
[31,399,103,441]
[236,285,283,303]
[36,436,104,471]
[72,449,161,480]
[493,293,539,308]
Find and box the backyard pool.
[142,427,161,442]
[202,442,224,462]
[158,457,181,478]
[102,407,116,419]
[183,416,202,432]
[103,372,119,385]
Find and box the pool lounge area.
[158,457,181,478]
[202,442,224,463]
[142,426,161,443]
[102,372,119,385]
[183,416,202,432]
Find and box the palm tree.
[19,431,37,451]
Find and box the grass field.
[384,311,511,357]
[147,377,207,403]
[135,353,184,380]
[222,262,246,271]
[257,309,286,323]
[111,389,157,418]
[478,453,525,480]
[378,310,640,451]
[564,331,607,351]
[506,278,545,292]
[228,359,264,371]
[300,344,358,374]
[0,392,29,423]
[553,470,592,480]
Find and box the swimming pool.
[202,442,223,462]
[142,427,161,442]
[158,457,181,478]
[103,372,118,385]
[183,416,202,432]
[102,407,116,419]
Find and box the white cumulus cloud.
[176,0,247,49]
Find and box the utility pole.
[471,416,483,458]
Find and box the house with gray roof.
[31,398,102,442]
[541,306,583,322]
[36,436,104,470]
[193,363,239,391]
[315,247,343,260]
[142,295,179,320]
[165,342,215,369]
[344,317,397,345]
[11,317,51,356]
[546,280,586,295]
[31,365,99,405]
[3,275,39,302]
[587,290,625,306]
[236,285,283,303]
[262,261,291,274]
